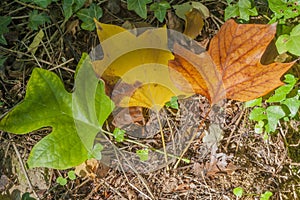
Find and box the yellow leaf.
[92,20,192,111]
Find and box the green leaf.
[0,16,12,45]
[56,177,67,186]
[265,106,286,133]
[0,54,114,169]
[76,3,103,31]
[225,0,257,21]
[87,143,103,160]
[249,107,267,121]
[127,0,152,19]
[245,97,262,108]
[225,5,239,20]
[282,95,300,117]
[21,192,36,200]
[165,96,179,109]
[150,1,170,22]
[260,191,273,200]
[62,0,86,20]
[136,149,149,161]
[28,10,50,31]
[33,0,52,8]
[233,187,244,197]
[268,0,300,22]
[254,121,264,134]
[113,128,125,142]
[267,74,297,103]
[67,170,76,180]
[276,24,300,56]
[284,74,298,84]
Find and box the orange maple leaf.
[169,19,296,104]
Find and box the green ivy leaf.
[56,177,67,186]
[150,1,170,22]
[165,96,179,109]
[0,54,114,169]
[233,187,244,197]
[136,149,149,161]
[265,106,286,133]
[0,16,12,45]
[260,191,273,200]
[224,4,239,20]
[62,0,86,21]
[245,97,262,108]
[276,24,300,56]
[113,128,125,142]
[28,10,50,31]
[67,170,76,180]
[225,0,257,21]
[267,74,297,103]
[282,95,300,117]
[268,0,300,23]
[76,3,103,31]
[127,0,152,19]
[249,107,267,121]
[88,143,104,160]
[255,120,264,134]
[33,0,52,8]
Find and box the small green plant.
[136,149,149,161]
[150,1,171,22]
[268,0,300,24]
[56,170,76,186]
[76,3,103,31]
[233,187,273,199]
[127,0,171,22]
[28,10,51,31]
[246,74,299,134]
[276,24,300,56]
[113,128,125,143]
[165,96,179,109]
[224,0,258,21]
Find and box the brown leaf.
[183,8,204,39]
[169,19,295,104]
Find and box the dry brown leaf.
[169,19,296,104]
[183,8,204,39]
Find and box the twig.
[10,135,40,199]
[113,146,155,200]
[49,58,74,71]
[156,111,169,170]
[224,108,245,152]
[174,108,211,169]
[15,0,49,12]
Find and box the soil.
[0,0,300,200]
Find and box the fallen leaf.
[173,1,209,20]
[183,8,204,39]
[28,29,44,54]
[93,20,192,110]
[0,54,114,169]
[169,19,295,104]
